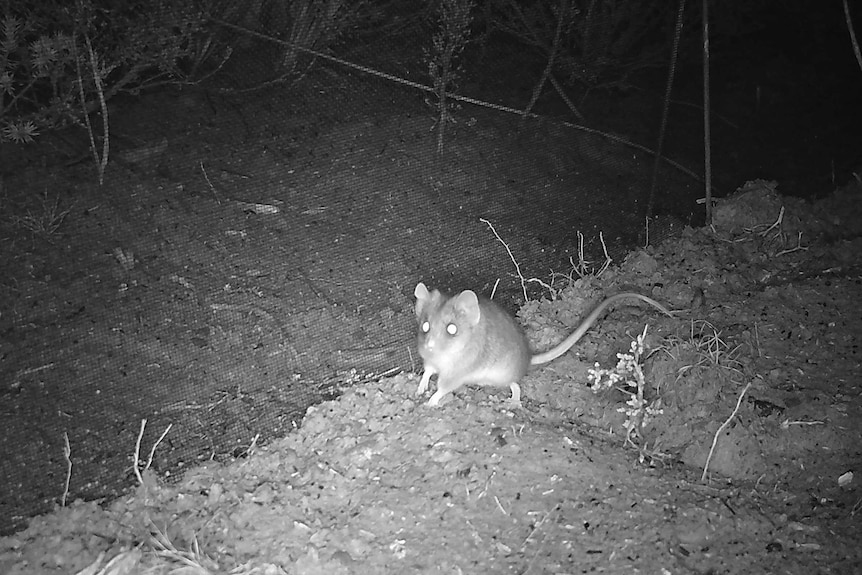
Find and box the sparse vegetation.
[485,0,671,95]
[425,0,474,154]
[8,188,72,237]
[588,325,664,451]
[0,1,230,177]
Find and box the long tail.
[530,293,673,365]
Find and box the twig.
[146,423,173,471]
[494,495,508,515]
[758,206,784,237]
[525,276,554,299]
[86,33,110,184]
[774,231,807,256]
[644,215,651,247]
[74,33,110,185]
[548,74,584,120]
[520,504,561,575]
[597,232,612,274]
[521,0,567,121]
[61,432,71,507]
[133,418,172,485]
[15,363,55,377]
[702,381,751,482]
[0,76,38,118]
[520,504,560,552]
[780,419,824,428]
[646,0,686,221]
[753,322,762,358]
[476,470,496,500]
[74,38,97,179]
[700,0,711,224]
[480,218,527,301]
[238,433,260,458]
[573,231,589,277]
[843,0,862,73]
[14,363,55,389]
[200,162,222,204]
[573,231,612,277]
[133,419,146,485]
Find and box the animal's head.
[414,282,482,361]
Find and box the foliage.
[425,0,474,153]
[280,0,367,71]
[216,0,384,73]
[0,0,230,144]
[486,0,672,90]
[7,188,72,236]
[587,325,663,448]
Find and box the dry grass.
[8,189,72,237]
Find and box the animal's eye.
[421,321,430,333]
[446,322,458,335]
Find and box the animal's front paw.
[507,383,522,409]
[427,389,446,407]
[416,368,433,396]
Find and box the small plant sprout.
[1,121,40,143]
[587,325,663,449]
[10,189,72,236]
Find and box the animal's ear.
[453,290,481,325]
[414,282,440,318]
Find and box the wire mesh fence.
[2,0,853,536]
